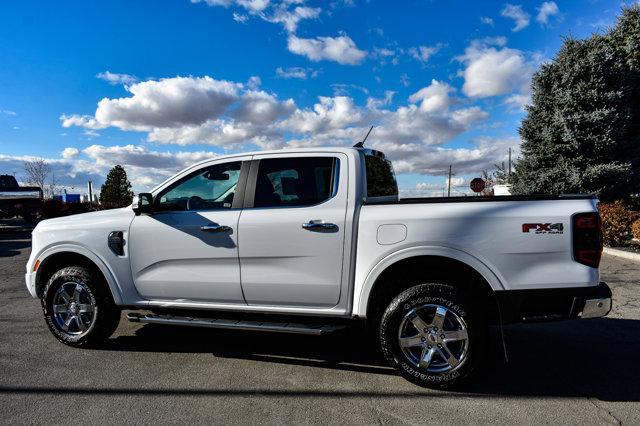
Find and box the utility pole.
[88,181,93,207]
[508,148,512,177]
[447,165,453,197]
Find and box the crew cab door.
[129,157,250,303]
[238,153,348,307]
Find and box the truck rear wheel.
[41,266,120,347]
[378,283,485,388]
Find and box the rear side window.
[365,153,398,198]
[253,157,337,208]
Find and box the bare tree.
[24,159,51,193]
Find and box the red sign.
[470,178,485,193]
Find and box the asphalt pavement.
[1,221,639,424]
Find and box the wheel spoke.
[73,284,83,302]
[418,347,435,370]
[437,345,460,368]
[53,304,68,314]
[62,314,75,331]
[431,306,447,329]
[443,328,468,342]
[78,304,94,314]
[59,290,72,304]
[409,312,429,332]
[399,335,424,348]
[75,315,87,332]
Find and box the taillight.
[572,212,602,268]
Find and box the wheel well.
[365,256,499,325]
[35,252,106,298]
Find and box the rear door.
[237,153,348,307]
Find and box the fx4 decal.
[522,223,564,234]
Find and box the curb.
[603,247,640,262]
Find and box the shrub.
[632,219,640,240]
[41,199,93,219]
[598,200,634,246]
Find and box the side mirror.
[132,193,153,215]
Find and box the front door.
[129,158,250,303]
[237,153,348,307]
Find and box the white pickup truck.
[25,147,611,387]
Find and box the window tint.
[156,161,242,211]
[254,157,336,208]
[365,153,398,197]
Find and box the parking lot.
[1,220,639,424]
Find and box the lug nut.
[427,345,432,349]
[421,337,426,342]
[441,334,445,339]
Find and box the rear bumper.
[496,282,612,324]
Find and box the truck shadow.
[105,316,640,401]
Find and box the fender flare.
[35,243,124,305]
[355,245,506,317]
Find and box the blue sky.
[0,0,628,195]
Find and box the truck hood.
[35,207,134,231]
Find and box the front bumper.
[25,271,37,298]
[496,282,612,324]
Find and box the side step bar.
[127,313,346,335]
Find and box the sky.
[0,0,631,197]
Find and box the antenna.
[353,126,374,148]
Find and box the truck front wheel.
[41,266,121,347]
[378,283,485,388]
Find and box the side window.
[156,161,242,212]
[253,157,337,208]
[365,153,398,197]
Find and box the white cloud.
[266,4,321,33]
[61,147,80,159]
[83,130,100,138]
[233,12,248,23]
[280,96,363,134]
[275,66,318,79]
[366,91,395,109]
[96,71,138,86]
[1,109,17,116]
[61,74,495,178]
[62,76,242,132]
[287,34,367,65]
[536,1,560,25]
[408,45,441,64]
[247,75,261,90]
[457,38,533,98]
[501,4,530,32]
[504,93,531,111]
[408,80,451,113]
[233,90,296,124]
[193,0,319,33]
[480,16,494,26]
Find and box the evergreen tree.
[511,6,640,201]
[99,165,134,208]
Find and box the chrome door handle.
[200,223,232,233]
[302,221,338,231]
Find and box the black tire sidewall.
[379,283,484,388]
[42,266,119,347]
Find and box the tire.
[41,266,120,347]
[379,283,486,388]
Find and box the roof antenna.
[353,126,373,148]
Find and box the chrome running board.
[126,313,345,335]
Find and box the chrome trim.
[200,224,232,233]
[580,297,612,319]
[127,313,344,335]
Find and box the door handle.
[302,221,338,232]
[200,223,232,233]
